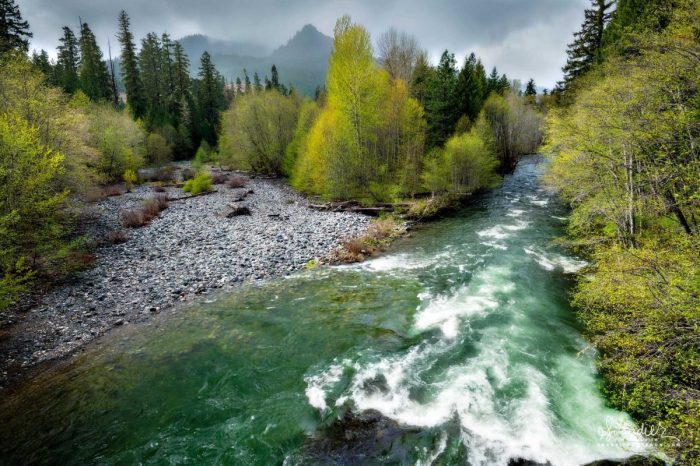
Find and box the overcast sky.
[18,0,588,88]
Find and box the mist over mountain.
[181,24,332,95]
[179,34,270,59]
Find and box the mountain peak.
[271,24,332,60]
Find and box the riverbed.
[0,156,651,465]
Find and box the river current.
[0,156,650,465]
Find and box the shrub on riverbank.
[183,172,213,195]
[121,196,169,228]
[328,216,406,263]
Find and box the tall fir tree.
[31,49,53,80]
[172,41,193,159]
[78,22,111,101]
[270,64,280,91]
[0,0,31,53]
[117,10,146,118]
[455,53,488,123]
[196,51,224,147]
[425,50,458,148]
[561,0,616,87]
[243,68,251,93]
[107,39,119,107]
[139,32,164,126]
[161,33,177,114]
[253,71,262,92]
[56,26,80,94]
[524,79,537,96]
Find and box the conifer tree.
[243,68,251,93]
[196,51,224,146]
[31,49,53,79]
[525,79,537,96]
[561,0,616,86]
[107,39,119,107]
[56,26,80,94]
[455,53,487,123]
[425,50,458,148]
[117,10,146,118]
[235,76,242,93]
[78,22,111,101]
[139,32,164,126]
[253,71,262,92]
[270,64,280,90]
[0,0,31,53]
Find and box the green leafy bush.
[183,172,213,195]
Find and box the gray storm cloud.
[17,0,588,87]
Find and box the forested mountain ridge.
[182,25,333,96]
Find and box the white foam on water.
[524,247,587,274]
[503,221,530,231]
[506,209,526,218]
[527,195,550,207]
[357,253,433,272]
[477,226,510,240]
[480,241,508,251]
[413,266,513,338]
[304,361,347,411]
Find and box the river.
[0,156,650,465]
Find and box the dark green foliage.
[424,50,458,148]
[56,27,80,94]
[0,0,31,53]
[139,32,166,126]
[561,0,616,88]
[195,51,226,148]
[601,0,672,53]
[117,10,146,119]
[31,49,53,81]
[524,79,537,97]
[485,67,510,96]
[270,64,280,91]
[243,68,251,93]
[455,53,488,123]
[78,23,111,101]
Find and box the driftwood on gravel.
[167,190,218,202]
[224,203,252,217]
[309,201,411,216]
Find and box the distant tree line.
[28,10,229,161]
[220,15,543,204]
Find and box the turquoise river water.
[0,156,652,465]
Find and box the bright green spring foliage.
[183,171,213,195]
[219,90,301,174]
[0,113,67,308]
[284,98,320,177]
[292,16,426,201]
[0,54,148,308]
[422,130,500,196]
[477,92,543,174]
[82,100,145,182]
[547,3,700,461]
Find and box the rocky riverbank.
[0,177,370,389]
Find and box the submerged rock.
[301,410,422,465]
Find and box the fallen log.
[167,190,217,202]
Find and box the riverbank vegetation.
[0,3,230,310]
[219,15,543,205]
[546,0,699,462]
